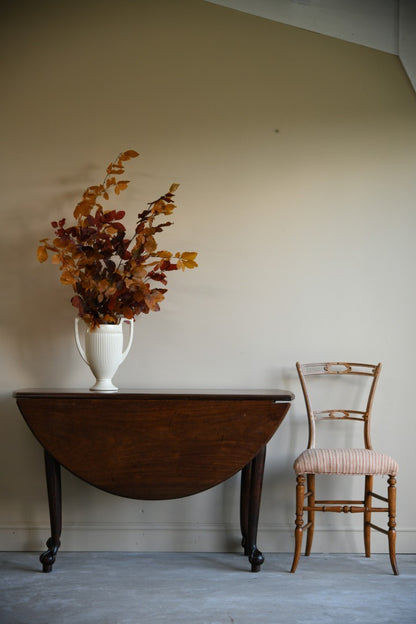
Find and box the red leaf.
[71,295,85,314]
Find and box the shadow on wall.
[1,165,104,387]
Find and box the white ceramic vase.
[74,318,134,392]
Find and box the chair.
[290,361,399,575]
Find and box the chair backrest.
[296,361,382,450]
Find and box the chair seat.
[294,448,398,476]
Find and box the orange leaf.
[37,245,48,263]
[74,200,93,219]
[122,150,139,159]
[103,313,117,323]
[157,250,173,259]
[62,256,76,268]
[106,225,118,235]
[116,181,129,191]
[130,264,147,278]
[145,290,165,311]
[107,164,125,175]
[60,270,78,285]
[122,308,135,319]
[97,279,109,293]
[144,235,157,253]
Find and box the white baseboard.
[1,523,415,553]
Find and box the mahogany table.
[15,388,293,573]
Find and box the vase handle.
[74,317,88,364]
[121,318,134,363]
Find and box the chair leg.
[364,475,373,558]
[305,474,315,556]
[290,474,305,573]
[387,475,399,575]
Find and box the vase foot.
[90,380,118,392]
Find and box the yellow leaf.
[181,252,197,261]
[51,254,60,265]
[157,250,172,259]
[169,183,180,193]
[182,259,198,269]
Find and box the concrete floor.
[1,552,415,624]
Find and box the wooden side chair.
[290,361,399,575]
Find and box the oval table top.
[15,388,294,500]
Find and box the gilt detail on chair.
[315,409,365,421]
[302,362,377,376]
[325,362,353,374]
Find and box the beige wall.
[1,0,415,554]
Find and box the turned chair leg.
[290,474,305,573]
[305,474,315,556]
[388,475,399,575]
[364,475,373,558]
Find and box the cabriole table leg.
[240,461,252,555]
[40,450,62,572]
[245,446,266,572]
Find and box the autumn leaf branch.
[37,150,197,328]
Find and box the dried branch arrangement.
[38,150,197,328]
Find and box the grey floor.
[1,552,415,624]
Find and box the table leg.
[240,446,266,572]
[40,450,62,572]
[240,461,252,555]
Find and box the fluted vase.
[74,318,134,392]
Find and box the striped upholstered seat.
[290,362,399,576]
[294,448,398,476]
